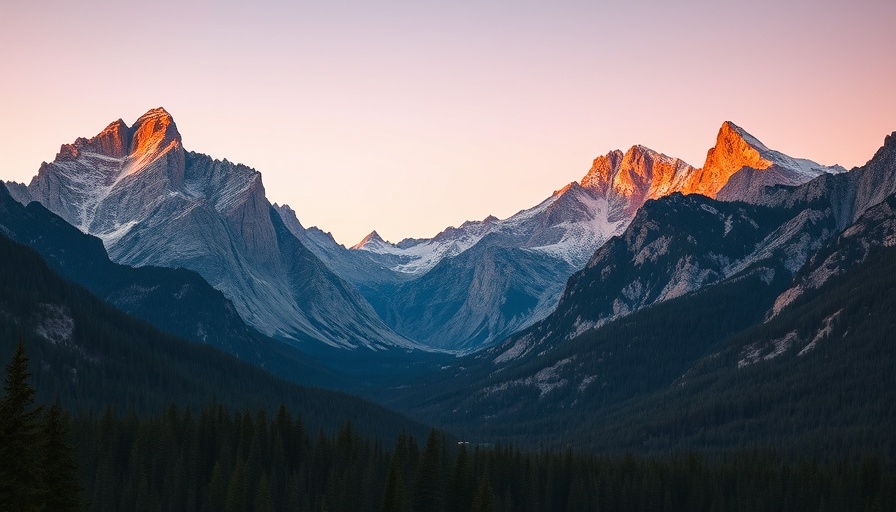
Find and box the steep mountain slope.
[380,234,575,351]
[770,191,896,316]
[577,241,896,458]
[0,182,263,360]
[525,194,835,343]
[274,204,413,297]
[0,231,431,440]
[750,131,896,229]
[388,264,789,439]
[0,182,344,385]
[13,108,416,350]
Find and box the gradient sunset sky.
[2,0,894,245]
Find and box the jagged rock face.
[684,121,772,197]
[487,192,841,364]
[1,180,31,204]
[771,192,896,317]
[554,194,818,336]
[581,145,696,219]
[849,132,896,220]
[753,131,896,230]
[22,108,416,350]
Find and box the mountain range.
[273,121,842,351]
[6,109,844,354]
[385,129,896,452]
[2,106,893,455]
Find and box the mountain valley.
[2,107,894,458]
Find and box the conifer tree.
[224,459,248,512]
[472,476,495,512]
[414,429,443,512]
[449,444,473,512]
[42,402,83,511]
[0,339,46,510]
[254,473,275,512]
[382,460,406,512]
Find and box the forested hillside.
[3,343,894,511]
[0,231,428,441]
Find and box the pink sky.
[2,0,894,245]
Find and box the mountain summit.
[351,230,389,250]
[15,108,418,350]
[24,107,186,238]
[685,121,844,200]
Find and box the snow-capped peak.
[128,107,182,156]
[352,230,390,250]
[722,121,770,152]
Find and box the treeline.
[3,342,896,512]
[71,407,896,512]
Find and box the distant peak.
[129,107,182,155]
[680,121,775,198]
[351,230,387,250]
[63,118,132,159]
[136,107,174,122]
[579,149,624,191]
[718,121,769,152]
[710,121,771,167]
[100,118,128,135]
[885,131,896,149]
[628,144,653,156]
